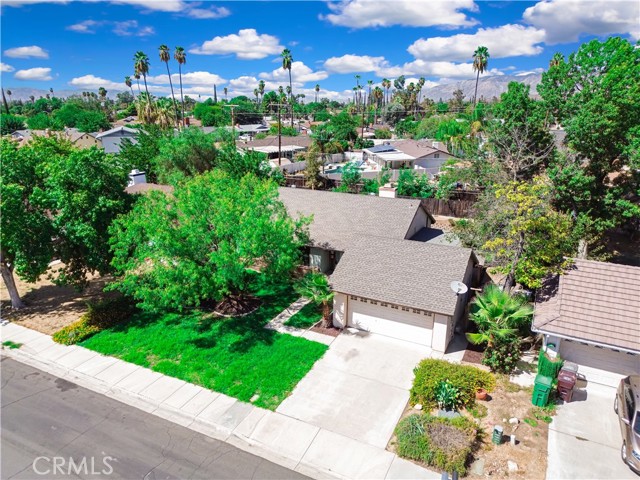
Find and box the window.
[434,153,440,158]
[391,305,398,310]
[381,303,388,307]
[371,300,378,305]
[401,307,409,312]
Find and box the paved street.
[1,358,307,480]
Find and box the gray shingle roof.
[277,187,431,251]
[330,236,474,315]
[533,259,640,352]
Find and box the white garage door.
[347,297,434,347]
[560,340,640,387]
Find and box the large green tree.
[1,137,132,308]
[108,171,309,312]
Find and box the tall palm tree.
[223,87,228,100]
[281,48,293,127]
[254,88,260,105]
[295,272,334,328]
[49,87,54,98]
[354,75,361,107]
[367,79,373,107]
[466,284,532,348]
[417,77,425,116]
[383,78,391,106]
[134,73,141,96]
[159,44,180,127]
[98,87,107,101]
[173,46,186,127]
[133,51,151,98]
[29,95,35,103]
[2,88,9,114]
[124,76,134,97]
[472,45,490,106]
[549,52,564,68]
[315,84,320,103]
[258,79,265,104]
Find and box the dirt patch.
[309,324,341,337]
[462,342,485,365]
[389,378,547,479]
[212,295,261,317]
[1,268,114,335]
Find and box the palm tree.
[133,51,151,98]
[315,84,320,103]
[472,45,490,106]
[159,44,180,127]
[417,77,425,116]
[98,87,107,101]
[295,272,335,328]
[254,88,259,105]
[29,95,35,103]
[382,78,391,106]
[258,79,265,104]
[549,52,564,68]
[173,46,187,126]
[49,87,54,98]
[281,48,293,127]
[124,76,134,97]
[134,73,141,96]
[223,87,228,100]
[6,89,12,102]
[367,79,373,107]
[466,284,533,348]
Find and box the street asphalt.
[0,357,308,480]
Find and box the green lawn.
[81,280,328,410]
[285,302,323,329]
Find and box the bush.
[410,359,495,409]
[53,296,136,345]
[481,340,521,374]
[395,414,478,475]
[374,128,392,139]
[1,114,25,135]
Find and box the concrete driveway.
[547,381,637,479]
[276,331,432,449]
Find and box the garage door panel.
[560,341,640,387]
[347,298,433,347]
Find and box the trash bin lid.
[535,374,553,387]
[561,361,579,373]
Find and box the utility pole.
[270,102,289,167]
[223,104,238,144]
[1,88,9,114]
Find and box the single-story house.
[533,259,640,387]
[331,237,477,351]
[363,140,454,172]
[10,128,99,148]
[278,187,435,274]
[95,126,138,154]
[239,136,313,160]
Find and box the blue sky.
[1,0,638,101]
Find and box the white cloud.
[4,45,48,59]
[1,62,15,72]
[323,54,390,74]
[183,5,230,19]
[227,75,351,102]
[523,0,640,44]
[113,20,155,36]
[408,24,545,62]
[67,19,102,33]
[322,0,478,28]
[147,71,226,86]
[14,67,53,81]
[376,59,503,81]
[259,61,328,83]
[189,29,283,60]
[69,74,123,90]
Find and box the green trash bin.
[532,374,553,407]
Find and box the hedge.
[53,296,136,345]
[410,359,495,409]
[395,414,478,475]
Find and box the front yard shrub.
[53,296,136,345]
[435,380,463,411]
[411,359,495,409]
[481,339,521,374]
[395,414,478,475]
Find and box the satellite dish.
[450,281,468,295]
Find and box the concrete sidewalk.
[1,322,439,480]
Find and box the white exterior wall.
[405,208,431,239]
[309,247,331,273]
[431,314,452,352]
[558,339,640,387]
[333,293,348,328]
[413,153,451,171]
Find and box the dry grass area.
[0,267,113,335]
[467,378,548,479]
[389,376,549,479]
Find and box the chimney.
[128,169,147,187]
[379,183,397,198]
[432,140,440,149]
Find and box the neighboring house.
[331,237,477,351]
[236,124,270,137]
[95,126,138,154]
[65,128,100,148]
[533,259,640,387]
[278,187,479,351]
[10,128,99,148]
[239,135,313,160]
[363,140,455,173]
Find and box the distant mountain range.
[2,72,543,104]
[422,73,542,102]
